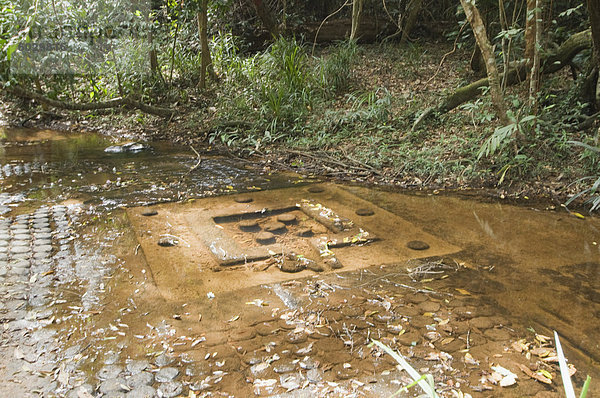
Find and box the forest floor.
[1,41,598,213]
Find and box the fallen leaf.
[455,288,471,295]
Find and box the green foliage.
[478,114,536,160]
[565,141,600,212]
[369,339,439,398]
[210,37,359,151]
[318,40,357,95]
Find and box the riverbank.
[2,42,598,214]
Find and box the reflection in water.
[345,185,600,371]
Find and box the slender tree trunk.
[524,0,536,66]
[350,0,364,40]
[460,0,509,124]
[149,30,159,73]
[528,0,542,110]
[400,0,424,45]
[248,0,279,37]
[197,0,215,89]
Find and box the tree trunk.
[197,0,215,89]
[4,84,175,118]
[400,0,424,45]
[350,0,364,40]
[460,0,509,124]
[587,0,600,109]
[524,0,536,66]
[413,29,592,124]
[248,0,279,38]
[528,0,542,110]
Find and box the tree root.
[4,84,175,118]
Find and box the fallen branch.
[413,30,593,130]
[4,84,175,118]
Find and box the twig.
[425,22,466,86]
[187,145,203,174]
[312,0,352,56]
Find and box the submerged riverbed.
[0,128,598,397]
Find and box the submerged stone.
[104,142,149,154]
[239,219,259,231]
[234,196,253,203]
[256,231,275,245]
[156,381,183,398]
[407,240,430,250]
[355,208,374,216]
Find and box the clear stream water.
[1,127,599,397]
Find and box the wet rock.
[157,236,178,247]
[256,231,275,245]
[296,228,313,237]
[397,331,422,346]
[229,328,256,342]
[33,244,52,253]
[419,300,441,313]
[341,306,362,317]
[67,384,94,398]
[10,246,31,254]
[333,364,359,380]
[105,142,149,153]
[264,222,286,233]
[277,213,296,224]
[126,385,156,398]
[286,331,308,344]
[99,377,128,394]
[239,219,259,231]
[307,186,325,193]
[306,368,323,383]
[280,260,306,273]
[127,371,154,388]
[157,381,183,398]
[273,360,296,374]
[325,257,343,269]
[314,338,344,353]
[153,353,174,367]
[255,323,277,336]
[155,367,179,383]
[126,360,150,375]
[97,365,123,380]
[469,317,496,330]
[307,262,324,272]
[141,209,158,217]
[234,196,253,203]
[407,240,430,250]
[484,327,511,341]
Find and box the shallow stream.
[0,128,598,397]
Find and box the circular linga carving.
[277,213,296,224]
[307,186,325,193]
[239,219,259,231]
[256,231,275,245]
[234,196,253,203]
[296,228,313,237]
[406,240,430,250]
[141,209,158,216]
[355,208,374,216]
[264,222,286,233]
